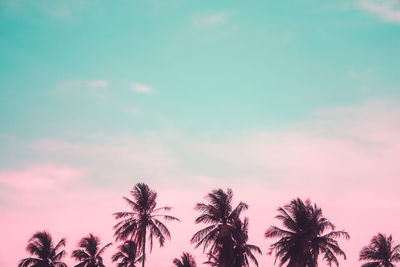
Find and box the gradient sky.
[1,0,400,266]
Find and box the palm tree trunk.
[287,258,304,267]
[142,227,146,267]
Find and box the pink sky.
[1,101,400,266]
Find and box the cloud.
[2,100,400,267]
[88,80,108,88]
[56,79,109,92]
[54,79,110,99]
[0,0,94,22]
[31,134,179,184]
[131,82,152,94]
[194,100,400,193]
[32,139,82,153]
[359,0,400,22]
[122,106,144,116]
[0,163,85,191]
[192,11,231,28]
[24,100,400,194]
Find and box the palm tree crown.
[359,233,400,267]
[112,240,140,267]
[19,231,67,267]
[173,252,197,267]
[113,183,180,267]
[265,198,349,267]
[191,188,251,267]
[71,233,112,267]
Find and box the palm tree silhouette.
[204,217,261,267]
[232,217,262,267]
[112,240,140,267]
[18,231,67,267]
[191,188,249,267]
[265,198,349,267]
[359,233,400,267]
[113,183,180,267]
[173,252,197,267]
[71,233,112,267]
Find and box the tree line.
[19,183,400,267]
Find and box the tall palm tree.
[112,240,140,267]
[265,198,349,267]
[19,231,67,267]
[359,233,400,267]
[113,183,180,267]
[191,188,249,267]
[71,233,112,267]
[203,252,220,267]
[232,218,262,267]
[173,252,197,267]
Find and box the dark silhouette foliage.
[265,198,349,267]
[192,188,261,267]
[112,240,140,267]
[71,233,112,267]
[113,183,179,267]
[173,252,197,267]
[19,231,67,267]
[359,233,400,267]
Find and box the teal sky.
[1,0,400,141]
[2,2,400,266]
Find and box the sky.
[1,0,400,266]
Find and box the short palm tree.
[359,233,400,267]
[112,240,140,267]
[113,183,180,267]
[19,231,67,267]
[191,188,249,267]
[71,233,112,267]
[265,198,349,267]
[204,217,262,267]
[173,252,197,267]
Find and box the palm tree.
[191,188,249,267]
[232,218,262,267]
[112,240,140,267]
[19,231,67,267]
[359,233,400,267]
[113,183,180,267]
[265,198,349,267]
[203,252,219,267]
[204,217,262,267]
[71,233,112,267]
[173,252,197,267]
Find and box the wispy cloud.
[359,0,400,22]
[0,163,85,191]
[32,139,82,153]
[122,106,144,116]
[31,134,179,182]
[0,0,95,22]
[54,79,109,98]
[89,80,109,88]
[192,11,232,28]
[2,100,400,267]
[56,79,109,91]
[131,82,152,94]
